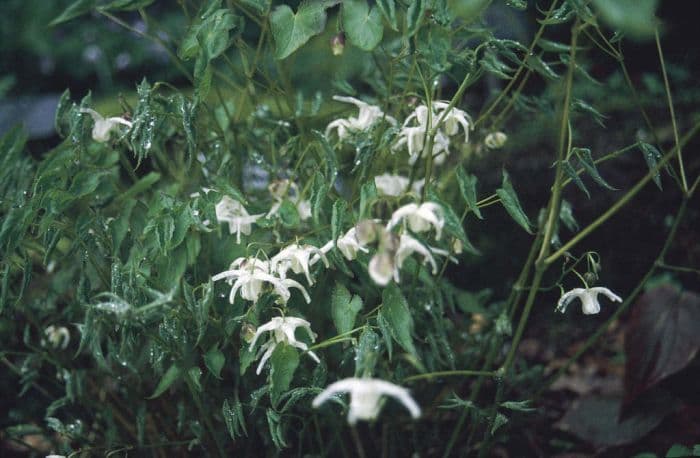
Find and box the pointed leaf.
[562,160,590,198]
[639,142,663,190]
[204,347,225,379]
[354,328,380,377]
[455,166,483,219]
[496,170,532,234]
[574,148,617,191]
[379,284,417,356]
[50,0,95,26]
[376,0,397,30]
[149,364,181,399]
[331,283,363,335]
[222,397,248,439]
[270,343,300,407]
[331,199,347,242]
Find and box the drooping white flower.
[387,202,445,240]
[271,243,328,285]
[431,101,472,142]
[212,258,310,305]
[369,234,448,285]
[249,316,320,375]
[215,196,264,244]
[557,287,622,315]
[312,377,421,425]
[336,227,370,261]
[374,174,425,197]
[79,108,132,143]
[44,325,70,349]
[325,95,396,140]
[368,252,395,286]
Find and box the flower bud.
[484,131,507,149]
[331,33,345,56]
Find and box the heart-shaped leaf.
[342,0,384,51]
[270,1,339,60]
[624,284,700,407]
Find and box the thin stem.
[475,0,560,127]
[404,370,495,382]
[540,196,689,394]
[655,28,688,193]
[350,426,367,458]
[546,119,700,265]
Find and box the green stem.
[539,196,689,395]
[545,119,700,265]
[404,370,496,383]
[655,28,688,194]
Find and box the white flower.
[369,234,448,285]
[212,258,310,305]
[374,174,425,197]
[431,101,472,142]
[387,202,445,240]
[556,287,622,315]
[215,196,264,244]
[271,243,329,285]
[325,96,396,140]
[79,108,132,142]
[266,180,312,221]
[249,316,320,375]
[484,131,507,149]
[312,378,421,425]
[44,325,70,349]
[336,227,370,261]
[393,101,471,165]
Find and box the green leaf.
[270,343,300,407]
[527,54,559,80]
[574,148,618,191]
[311,171,326,224]
[666,444,694,458]
[562,160,590,198]
[427,191,479,255]
[331,199,347,242]
[68,170,110,198]
[491,412,509,434]
[100,0,155,11]
[501,399,536,412]
[343,0,384,51]
[222,397,248,439]
[639,142,663,190]
[149,364,181,398]
[312,130,338,188]
[406,0,426,37]
[496,170,532,234]
[114,172,161,205]
[270,1,339,60]
[572,99,607,127]
[505,0,527,10]
[354,328,380,377]
[376,0,397,30]
[359,180,377,219]
[331,283,363,335]
[559,200,579,232]
[204,347,225,379]
[50,0,95,26]
[591,0,659,40]
[447,0,490,22]
[379,284,417,356]
[455,166,483,219]
[279,199,301,228]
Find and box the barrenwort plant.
[2,0,699,456]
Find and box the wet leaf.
[270,343,300,407]
[204,347,225,379]
[455,166,483,219]
[222,397,247,439]
[624,284,700,407]
[379,283,417,357]
[331,282,363,335]
[639,142,663,190]
[149,364,181,399]
[496,170,532,234]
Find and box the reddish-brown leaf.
[623,284,700,407]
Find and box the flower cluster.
[392,101,472,165]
